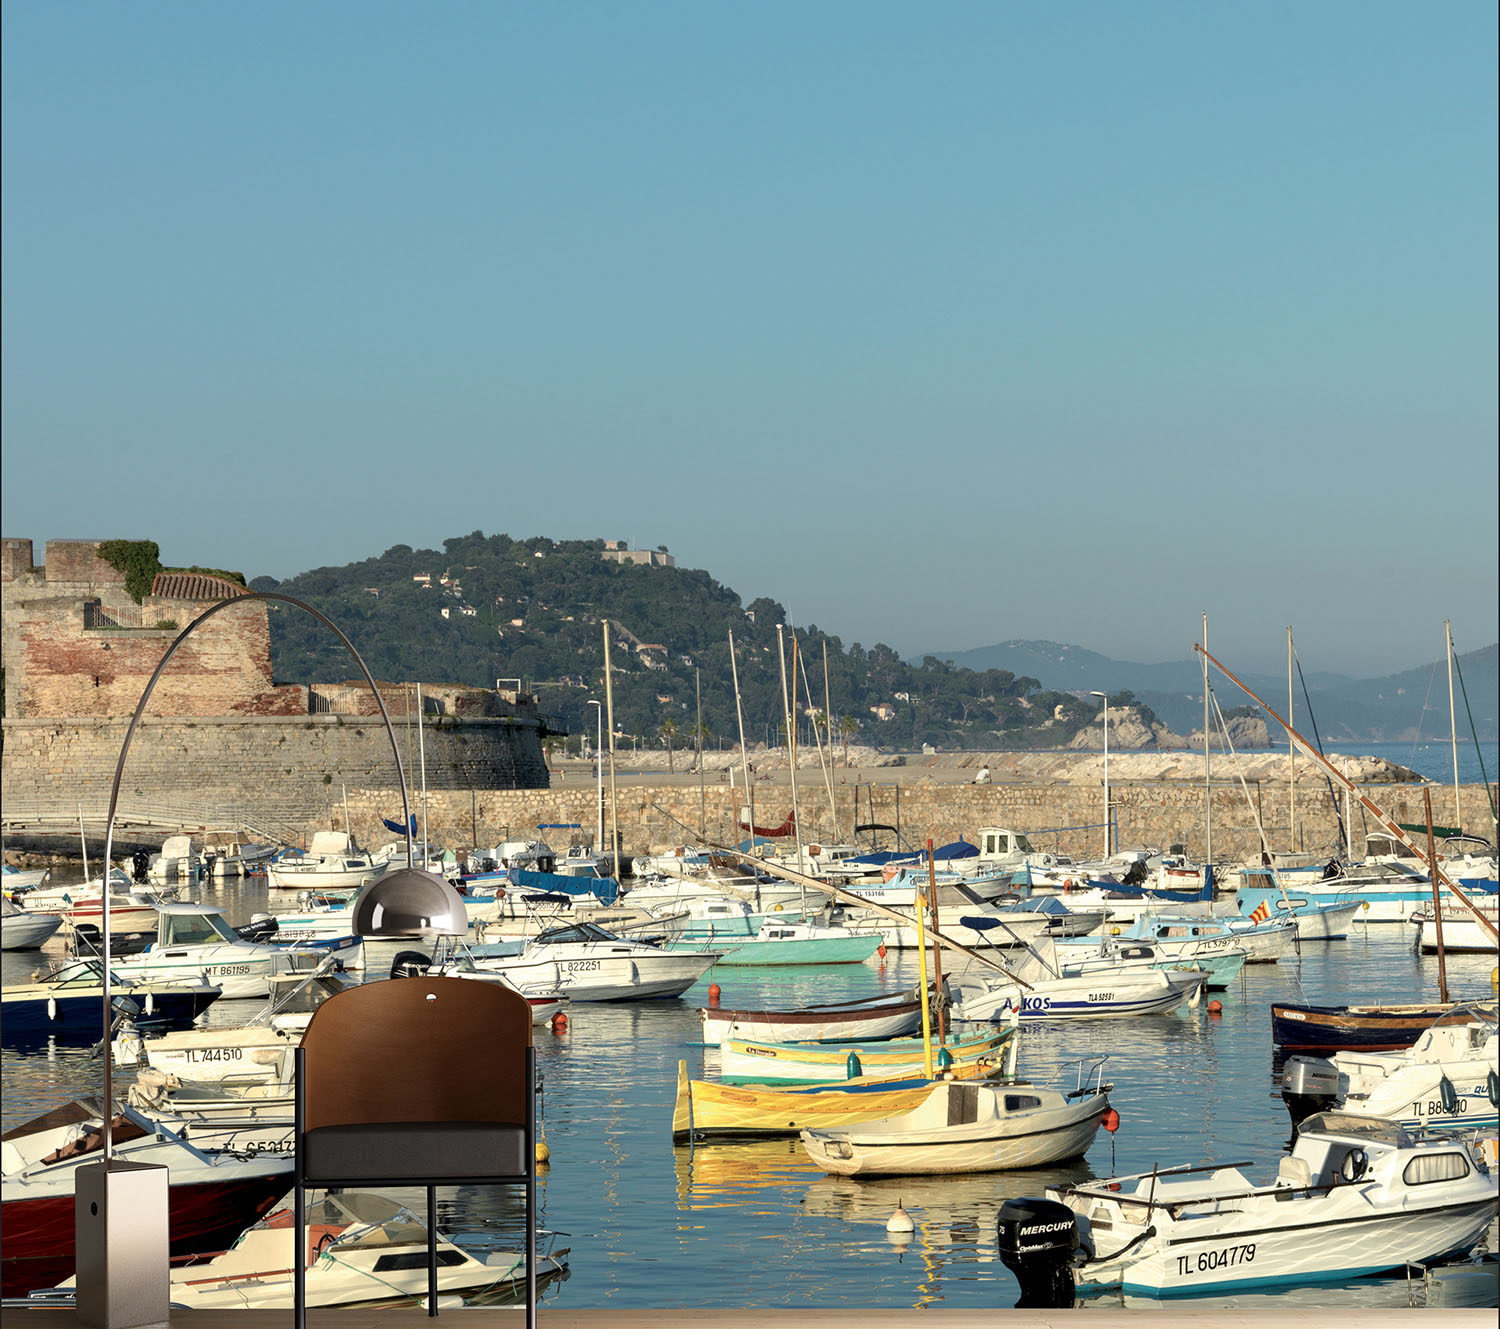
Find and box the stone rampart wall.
[331,776,1496,863]
[0,715,551,834]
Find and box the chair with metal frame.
[293,975,537,1327]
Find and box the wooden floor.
[10,1309,1497,1328]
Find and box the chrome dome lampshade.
[350,866,469,937]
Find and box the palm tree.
[837,714,858,766]
[659,718,679,773]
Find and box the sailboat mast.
[1198,642,1497,941]
[728,630,757,854]
[776,624,805,865]
[696,666,705,839]
[1202,613,1212,865]
[1287,627,1296,852]
[823,640,838,843]
[416,682,428,855]
[1446,620,1461,834]
[603,622,621,877]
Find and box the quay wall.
[0,715,550,839]
[331,777,1496,864]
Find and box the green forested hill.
[252,532,1093,752]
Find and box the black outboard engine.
[390,950,433,980]
[131,849,151,884]
[1281,1056,1340,1131]
[997,1197,1081,1308]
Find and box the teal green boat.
[664,921,884,967]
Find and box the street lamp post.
[1090,690,1111,857]
[587,700,603,852]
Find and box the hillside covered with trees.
[252,533,1100,754]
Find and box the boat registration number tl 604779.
[1176,1243,1256,1277]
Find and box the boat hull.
[716,1028,1013,1084]
[698,993,924,1044]
[1271,1002,1494,1054]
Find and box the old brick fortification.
[2,538,551,828]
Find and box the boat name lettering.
[564,959,601,972]
[1177,1243,1256,1277]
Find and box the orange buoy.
[550,1012,568,1033]
[708,983,722,1008]
[1102,1108,1120,1133]
[1208,1000,1223,1015]
[877,943,887,960]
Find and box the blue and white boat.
[1,956,221,1044]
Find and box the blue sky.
[4,2,1495,678]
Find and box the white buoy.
[886,1202,915,1235]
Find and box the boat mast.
[1197,643,1497,942]
[1287,626,1295,853]
[728,630,757,857]
[696,667,705,839]
[603,622,621,878]
[1446,620,1461,834]
[1202,613,1212,866]
[824,640,839,843]
[776,624,805,866]
[417,682,429,856]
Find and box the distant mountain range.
[926,640,1499,741]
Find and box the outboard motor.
[1281,1056,1340,1131]
[997,1197,1081,1308]
[131,849,151,884]
[389,950,433,980]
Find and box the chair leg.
[427,1184,439,1315]
[293,1181,307,1329]
[526,1169,537,1329]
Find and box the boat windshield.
[535,922,618,945]
[158,911,242,946]
[1298,1112,1414,1147]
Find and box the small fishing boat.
[1046,1113,1500,1296]
[1,957,222,1046]
[1056,939,1248,991]
[1098,911,1296,964]
[800,1061,1111,1176]
[1271,1000,1497,1054]
[265,832,390,892]
[9,871,166,934]
[671,1056,992,1142]
[160,1192,568,1309]
[1,894,63,951]
[1233,879,1363,939]
[1,864,51,891]
[698,987,926,1044]
[1282,1009,1500,1132]
[716,1027,1015,1085]
[1,1099,293,1298]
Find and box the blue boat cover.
[382,814,418,835]
[508,867,619,905]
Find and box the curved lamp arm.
[100,590,412,1158]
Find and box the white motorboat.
[1,864,51,892]
[846,897,1051,951]
[162,1191,567,1309]
[10,870,166,934]
[147,834,201,882]
[946,935,1205,1022]
[265,851,389,893]
[107,903,337,999]
[1,894,63,950]
[1097,911,1296,964]
[1410,897,1499,954]
[443,922,720,1001]
[1282,1009,1500,1132]
[801,1061,1111,1177]
[1048,1113,1499,1296]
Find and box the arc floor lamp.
[78,590,466,1329]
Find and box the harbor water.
[3,875,1496,1311]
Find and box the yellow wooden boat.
[671,1057,995,1142]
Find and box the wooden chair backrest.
[300,976,532,1130]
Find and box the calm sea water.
[4,877,1496,1311]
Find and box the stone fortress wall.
[1,538,553,832]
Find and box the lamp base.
[75,1159,170,1329]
